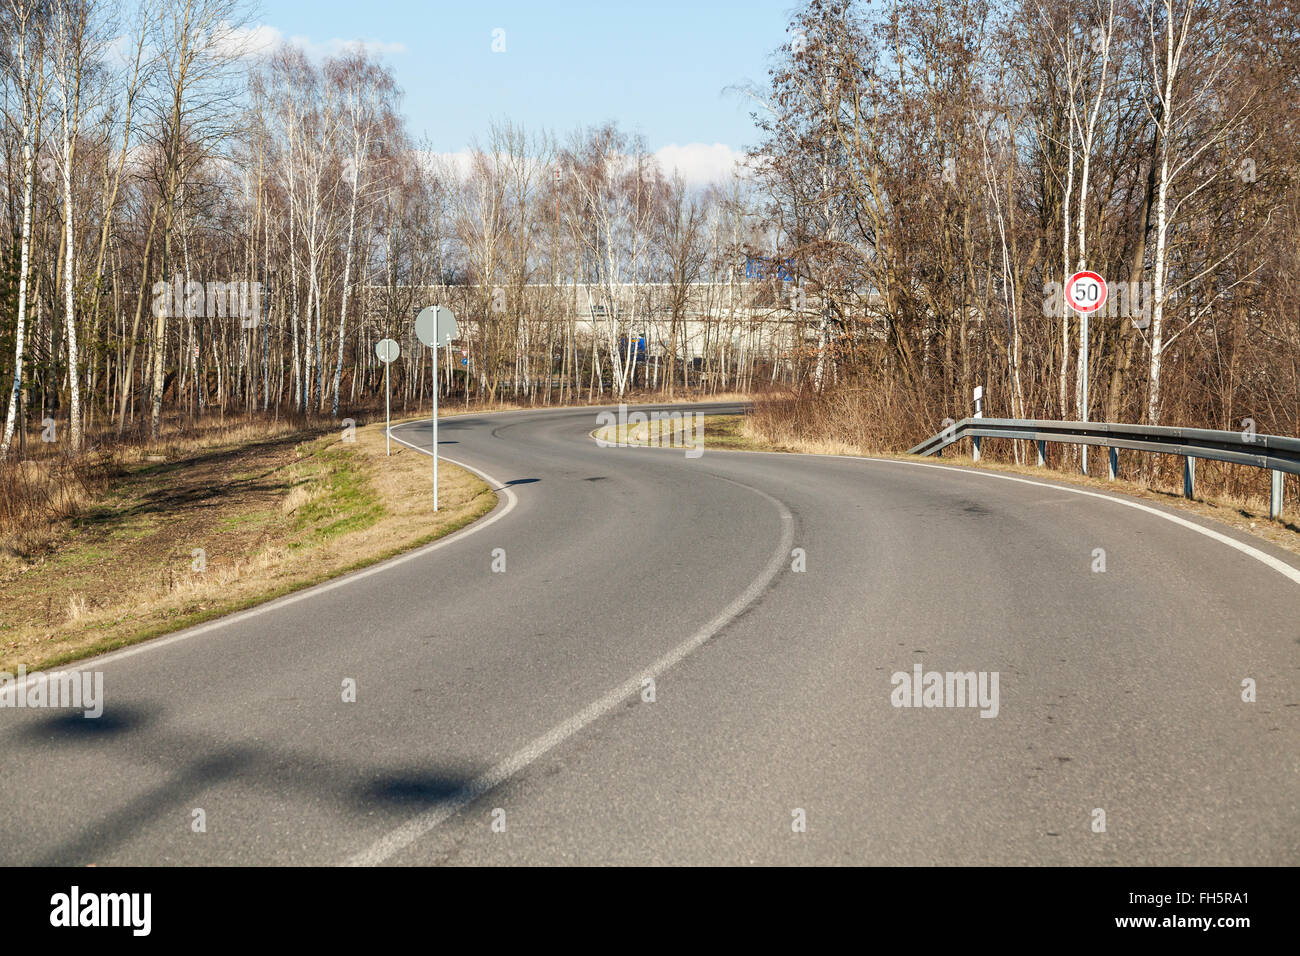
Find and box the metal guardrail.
[908,417,1299,520]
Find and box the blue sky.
[255,0,796,181]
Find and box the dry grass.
[746,388,927,453]
[0,457,109,556]
[0,415,311,557]
[0,420,493,672]
[593,415,704,451]
[600,412,859,457]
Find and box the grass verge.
[0,421,494,672]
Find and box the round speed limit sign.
[1066,271,1108,313]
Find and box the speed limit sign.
[1066,271,1107,313]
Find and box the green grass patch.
[290,442,385,545]
[215,511,269,532]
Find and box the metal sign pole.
[433,339,439,511]
[375,338,400,456]
[374,338,397,455]
[414,306,458,513]
[1067,270,1106,476]
[1081,311,1089,475]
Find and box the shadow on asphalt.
[10,704,155,742]
[7,709,484,865]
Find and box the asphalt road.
[1,403,1296,865]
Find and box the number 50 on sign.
[1066,271,1107,313]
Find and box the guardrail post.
[972,435,981,462]
[1183,456,1196,499]
[1108,447,1118,481]
[1036,440,1046,467]
[1270,469,1284,520]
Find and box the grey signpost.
[374,338,399,456]
[414,306,459,510]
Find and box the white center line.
[344,472,795,866]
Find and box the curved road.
[1,403,1296,865]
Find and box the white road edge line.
[344,477,796,867]
[0,426,518,694]
[858,456,1300,586]
[0,404,691,689]
[604,430,1300,588]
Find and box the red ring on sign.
[1066,271,1108,313]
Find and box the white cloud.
[223,23,407,61]
[219,23,284,59]
[420,151,475,177]
[288,35,408,60]
[653,143,747,186]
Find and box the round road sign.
[415,305,458,348]
[1066,271,1107,313]
[374,338,399,363]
